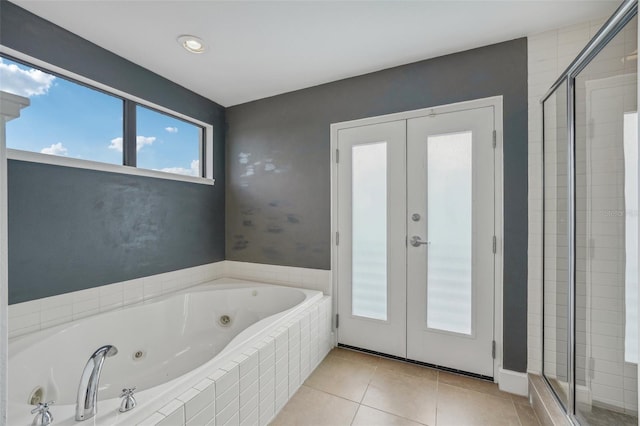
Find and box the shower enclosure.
[542,0,638,424]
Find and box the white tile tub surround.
[139,296,333,426]
[224,261,332,295]
[8,261,226,338]
[8,260,330,339]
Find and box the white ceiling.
[14,0,620,107]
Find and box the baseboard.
[498,367,529,396]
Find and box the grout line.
[435,368,440,426]
[511,399,524,426]
[349,403,361,426]
[358,402,429,426]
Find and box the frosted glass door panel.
[406,104,495,377]
[352,142,387,321]
[337,119,406,357]
[426,132,473,335]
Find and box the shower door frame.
[540,0,639,422]
[329,95,505,380]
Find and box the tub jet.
[28,386,44,405]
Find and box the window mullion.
[123,99,137,167]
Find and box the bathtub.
[8,279,331,425]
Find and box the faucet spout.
[75,345,118,421]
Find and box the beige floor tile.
[436,383,521,426]
[304,352,376,402]
[269,385,358,426]
[376,357,438,381]
[361,368,437,425]
[514,403,542,426]
[351,405,426,426]
[329,348,380,366]
[438,371,511,400]
[510,393,532,406]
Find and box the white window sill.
[7,149,215,186]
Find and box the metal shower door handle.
[410,236,430,247]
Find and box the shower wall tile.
[527,19,597,376]
[528,14,639,414]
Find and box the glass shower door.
[543,81,571,411]
[574,15,638,425]
[541,2,638,423]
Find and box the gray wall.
[226,39,529,372]
[2,1,226,304]
[8,161,224,304]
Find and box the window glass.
[1,57,123,164]
[136,105,202,177]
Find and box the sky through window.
[1,57,202,176]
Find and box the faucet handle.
[31,401,54,415]
[120,387,136,397]
[31,401,54,426]
[119,387,137,413]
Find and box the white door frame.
[330,96,504,380]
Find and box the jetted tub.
[8,279,325,425]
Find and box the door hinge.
[492,235,497,254]
[492,340,496,359]
[335,313,340,329]
[336,148,340,163]
[336,231,340,245]
[492,130,497,148]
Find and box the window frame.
[1,47,215,186]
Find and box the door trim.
[330,96,504,381]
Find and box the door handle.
[410,236,430,247]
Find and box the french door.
[336,101,497,377]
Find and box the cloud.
[108,137,123,152]
[157,159,200,177]
[108,135,156,152]
[40,142,68,156]
[165,127,178,133]
[136,136,155,151]
[0,59,56,97]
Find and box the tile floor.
[271,347,540,426]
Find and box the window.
[136,105,202,177]
[2,57,123,164]
[1,55,211,182]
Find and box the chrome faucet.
[75,345,118,421]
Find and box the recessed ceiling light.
[177,35,206,54]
